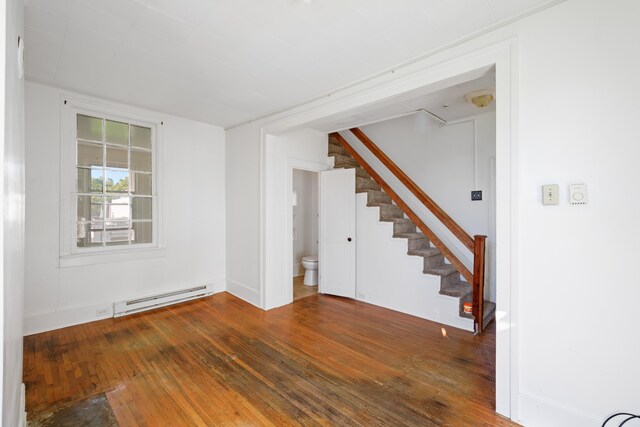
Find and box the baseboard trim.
[518,391,600,426]
[24,280,226,336]
[225,279,261,308]
[19,383,26,427]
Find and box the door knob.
[347,237,352,242]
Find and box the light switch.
[542,184,559,205]
[569,183,587,205]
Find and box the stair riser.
[407,237,429,251]
[328,136,344,145]
[423,254,444,269]
[352,168,368,179]
[356,179,381,192]
[440,271,461,288]
[366,191,391,205]
[379,205,404,221]
[328,144,349,157]
[393,220,416,235]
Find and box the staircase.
[328,133,496,329]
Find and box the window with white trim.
[63,103,161,257]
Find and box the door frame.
[259,39,519,419]
[286,159,328,304]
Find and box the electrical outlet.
[471,190,482,201]
[96,308,110,317]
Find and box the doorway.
[291,168,319,300]
[262,41,516,419]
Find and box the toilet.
[301,256,318,286]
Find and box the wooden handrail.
[331,132,473,283]
[349,128,474,252]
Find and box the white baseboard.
[518,392,601,427]
[265,295,291,311]
[24,280,226,336]
[19,383,26,427]
[225,279,261,308]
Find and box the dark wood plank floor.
[23,292,515,426]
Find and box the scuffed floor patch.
[29,393,117,427]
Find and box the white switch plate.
[542,184,559,205]
[569,183,587,205]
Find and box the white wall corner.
[225,279,261,308]
[210,279,227,294]
[517,392,601,427]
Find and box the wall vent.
[113,285,213,317]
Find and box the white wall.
[292,169,318,276]
[225,1,640,424]
[503,2,640,424]
[2,0,25,424]
[356,112,496,300]
[355,194,473,331]
[24,82,226,334]
[225,123,262,306]
[264,129,328,309]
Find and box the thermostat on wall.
[569,183,587,205]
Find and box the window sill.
[59,246,167,268]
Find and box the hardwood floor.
[293,275,317,301]
[23,292,515,426]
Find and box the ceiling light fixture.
[465,89,495,108]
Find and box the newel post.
[472,235,487,334]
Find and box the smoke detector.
[465,89,495,108]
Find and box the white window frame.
[60,96,164,267]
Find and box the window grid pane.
[76,114,154,248]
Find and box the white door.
[319,168,356,298]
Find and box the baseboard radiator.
[113,284,213,317]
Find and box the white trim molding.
[226,279,261,308]
[59,94,165,267]
[518,392,601,426]
[254,38,519,421]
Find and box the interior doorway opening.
[262,42,516,418]
[291,168,319,301]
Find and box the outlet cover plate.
[542,184,559,205]
[471,190,482,201]
[96,308,110,317]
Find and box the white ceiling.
[308,70,496,133]
[25,0,555,128]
